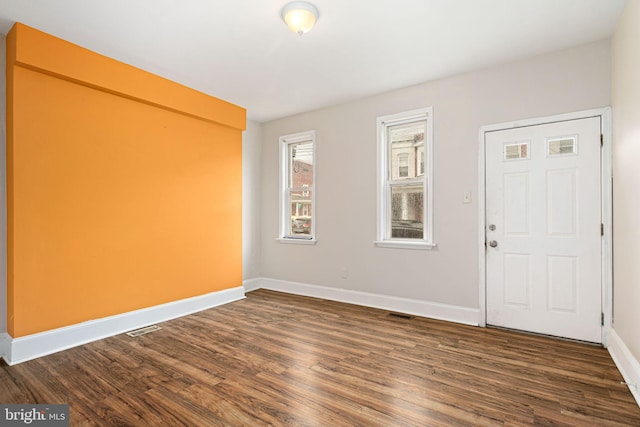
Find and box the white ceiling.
[0,0,627,122]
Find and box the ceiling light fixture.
[281,1,319,36]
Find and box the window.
[504,142,529,160]
[279,130,316,243]
[376,107,434,249]
[547,136,577,156]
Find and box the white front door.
[485,117,602,343]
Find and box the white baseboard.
[244,277,480,326]
[1,286,245,366]
[608,329,640,407]
[242,277,262,292]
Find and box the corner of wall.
[611,0,640,394]
[0,34,7,335]
[0,333,10,362]
[242,119,264,280]
[608,328,640,407]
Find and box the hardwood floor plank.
[178,383,271,427]
[255,368,435,427]
[309,360,504,426]
[0,289,639,426]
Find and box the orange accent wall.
[6,23,245,337]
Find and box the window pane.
[391,184,423,239]
[377,108,432,246]
[389,122,426,180]
[548,137,576,156]
[289,142,313,188]
[398,154,409,178]
[280,131,316,241]
[289,190,312,236]
[504,142,529,160]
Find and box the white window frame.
[375,107,435,250]
[278,130,317,244]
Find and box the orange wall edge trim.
[8,22,246,131]
[6,24,16,336]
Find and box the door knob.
[489,240,498,248]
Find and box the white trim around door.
[477,107,612,346]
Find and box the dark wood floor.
[1,289,639,426]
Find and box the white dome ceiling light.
[281,1,319,35]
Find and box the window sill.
[374,240,437,250]
[277,238,317,245]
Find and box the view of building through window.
[389,123,425,238]
[288,141,313,236]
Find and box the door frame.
[477,107,612,346]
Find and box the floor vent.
[126,325,162,337]
[388,312,413,319]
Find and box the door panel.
[486,117,602,343]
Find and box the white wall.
[0,34,6,334]
[612,1,640,364]
[242,119,263,280]
[260,40,611,309]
